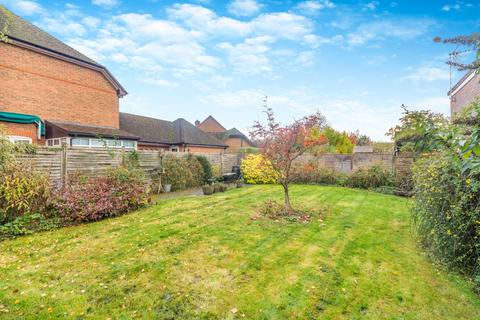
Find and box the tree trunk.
[283,184,291,213]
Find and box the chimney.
[195,120,200,126]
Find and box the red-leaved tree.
[250,106,327,212]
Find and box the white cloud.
[42,17,86,36]
[218,36,274,74]
[401,67,450,82]
[347,18,434,46]
[295,51,315,67]
[296,0,335,13]
[228,0,261,17]
[167,4,251,37]
[411,96,450,113]
[201,89,265,108]
[253,12,313,40]
[363,1,379,11]
[82,16,101,28]
[139,77,178,88]
[67,12,219,77]
[200,88,409,140]
[168,5,314,42]
[0,0,43,15]
[302,34,343,48]
[92,0,118,8]
[441,3,461,11]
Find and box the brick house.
[120,113,227,153]
[195,116,255,152]
[0,7,138,148]
[448,70,480,115]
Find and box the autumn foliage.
[250,107,327,212]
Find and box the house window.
[8,136,32,144]
[71,138,90,147]
[123,140,136,149]
[90,139,105,147]
[169,146,179,152]
[69,137,136,149]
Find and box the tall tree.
[250,105,327,212]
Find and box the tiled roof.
[213,127,254,145]
[0,7,99,66]
[0,6,127,97]
[46,121,139,140]
[119,113,227,147]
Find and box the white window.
[69,137,137,149]
[7,136,32,144]
[71,138,89,146]
[169,146,179,152]
[123,140,136,149]
[90,139,105,147]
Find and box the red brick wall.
[0,121,40,143]
[224,137,253,151]
[0,42,120,129]
[451,73,480,115]
[197,117,226,133]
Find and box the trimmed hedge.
[162,155,204,191]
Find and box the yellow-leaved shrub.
[241,154,278,184]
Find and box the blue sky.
[1,0,478,140]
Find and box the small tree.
[250,106,327,212]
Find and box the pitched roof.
[448,69,476,96]
[198,115,227,132]
[213,127,255,146]
[119,113,227,147]
[0,6,127,97]
[46,121,139,140]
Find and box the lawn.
[1,185,479,319]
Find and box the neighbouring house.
[195,115,255,152]
[120,113,228,153]
[448,69,480,115]
[0,7,138,149]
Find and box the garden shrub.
[196,156,213,183]
[0,213,60,239]
[213,183,227,193]
[241,154,278,184]
[0,161,50,225]
[412,155,480,277]
[162,155,204,191]
[344,165,394,189]
[211,164,222,179]
[52,166,149,223]
[202,185,214,195]
[292,162,345,185]
[253,199,327,223]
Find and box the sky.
[1,0,479,140]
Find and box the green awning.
[0,111,45,136]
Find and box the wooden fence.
[23,147,414,188]
[23,147,241,187]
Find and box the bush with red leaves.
[52,167,150,223]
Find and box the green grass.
[0,185,479,319]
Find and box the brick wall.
[0,121,38,142]
[451,73,480,115]
[0,42,120,129]
[224,137,253,151]
[197,118,225,133]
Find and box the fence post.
[61,143,67,187]
[220,153,224,174]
